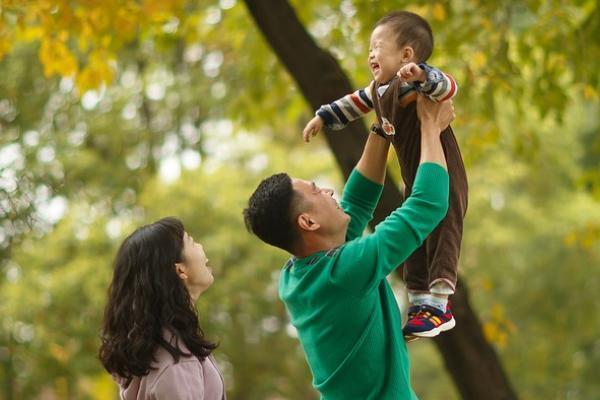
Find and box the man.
[243,95,454,399]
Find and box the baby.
[303,11,468,341]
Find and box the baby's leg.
[403,243,429,294]
[403,179,467,339]
[427,160,468,296]
[402,243,430,342]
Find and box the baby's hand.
[397,63,426,83]
[303,116,324,143]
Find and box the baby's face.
[368,24,408,84]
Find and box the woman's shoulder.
[148,334,204,392]
[118,332,224,400]
[150,341,228,399]
[152,354,203,381]
[115,350,203,400]
[148,359,205,398]
[154,329,201,368]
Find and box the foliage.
[0,0,598,399]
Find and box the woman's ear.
[175,263,188,280]
[297,213,320,232]
[401,46,415,63]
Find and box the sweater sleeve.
[150,362,204,400]
[316,82,374,130]
[416,63,458,102]
[340,169,384,242]
[331,163,449,293]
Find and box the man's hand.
[397,63,426,83]
[303,116,324,143]
[416,95,455,134]
[417,94,454,170]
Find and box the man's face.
[291,178,349,236]
[368,23,407,84]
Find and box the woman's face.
[178,232,214,298]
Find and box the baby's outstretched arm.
[303,115,324,143]
[303,82,375,143]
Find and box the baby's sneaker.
[403,305,423,343]
[403,302,456,338]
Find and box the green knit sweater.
[279,162,449,400]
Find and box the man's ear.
[175,263,188,280]
[297,213,320,232]
[401,46,414,63]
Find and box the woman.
[99,217,225,399]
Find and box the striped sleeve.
[316,82,374,130]
[416,64,458,102]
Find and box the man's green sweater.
[279,163,449,400]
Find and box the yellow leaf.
[582,235,594,249]
[76,51,115,92]
[0,37,12,59]
[16,26,43,42]
[483,321,498,343]
[78,35,91,53]
[491,303,504,320]
[91,373,117,400]
[406,5,428,17]
[100,34,112,48]
[548,54,566,70]
[563,231,577,247]
[55,376,68,398]
[115,4,141,40]
[58,30,69,42]
[39,38,78,77]
[431,4,446,21]
[480,277,493,291]
[49,343,69,363]
[583,85,598,100]
[496,331,507,348]
[481,18,493,31]
[472,52,487,69]
[142,0,184,22]
[88,7,111,33]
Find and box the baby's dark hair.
[375,11,434,63]
[243,173,301,253]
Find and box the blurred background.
[0,0,598,399]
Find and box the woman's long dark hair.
[99,217,217,381]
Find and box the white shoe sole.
[411,317,456,338]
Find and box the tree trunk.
[1,341,15,400]
[243,1,518,399]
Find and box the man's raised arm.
[333,95,454,292]
[355,130,390,184]
[340,129,391,241]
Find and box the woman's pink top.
[115,333,225,400]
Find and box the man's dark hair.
[243,173,301,253]
[375,11,434,63]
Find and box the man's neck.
[294,235,345,259]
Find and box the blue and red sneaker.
[403,305,423,342]
[403,303,456,338]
